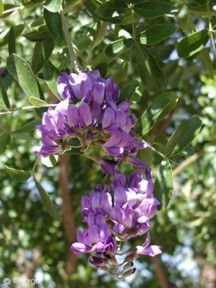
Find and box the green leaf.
[164,117,202,156]
[154,160,173,209]
[33,175,61,221]
[157,91,178,120]
[43,0,62,13]
[139,24,177,45]
[200,48,214,79]
[135,43,165,92]
[177,29,209,58]
[0,133,10,154]
[44,9,63,43]
[32,39,54,73]
[0,77,10,109]
[134,1,174,19]
[43,61,60,98]
[5,166,31,182]
[0,24,24,47]
[24,25,51,42]
[8,26,16,54]
[7,54,40,98]
[120,80,140,101]
[141,93,176,135]
[0,0,4,16]
[28,97,47,107]
[105,38,134,58]
[189,4,216,17]
[113,61,128,83]
[12,119,41,134]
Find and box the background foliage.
[0,0,216,287]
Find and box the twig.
[59,154,77,274]
[0,104,57,115]
[151,256,169,288]
[60,10,81,73]
[173,151,203,177]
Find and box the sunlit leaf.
[164,116,202,156]
[28,97,47,107]
[43,61,60,98]
[177,29,209,58]
[7,54,40,98]
[105,38,134,58]
[43,0,62,13]
[141,92,177,135]
[134,1,174,19]
[135,43,165,92]
[139,24,177,45]
[0,0,4,16]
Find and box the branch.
[151,256,169,288]
[59,154,77,274]
[173,150,203,177]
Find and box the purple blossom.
[135,232,162,257]
[71,171,161,276]
[57,70,119,104]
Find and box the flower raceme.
[35,70,147,172]
[35,69,162,279]
[71,171,162,279]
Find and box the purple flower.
[57,70,119,104]
[135,232,162,257]
[71,171,161,276]
[71,219,116,254]
[99,158,119,175]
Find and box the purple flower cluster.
[35,70,161,278]
[36,70,147,172]
[71,171,162,277]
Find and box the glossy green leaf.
[105,38,134,58]
[120,80,140,101]
[141,93,176,135]
[44,9,63,43]
[134,1,174,19]
[164,117,202,156]
[157,91,178,120]
[0,133,10,154]
[200,48,214,79]
[0,77,10,109]
[189,4,216,17]
[8,26,16,54]
[113,61,128,83]
[0,0,4,16]
[135,43,165,92]
[177,29,209,58]
[43,0,62,13]
[33,175,61,221]
[43,61,60,98]
[12,119,41,134]
[7,54,40,98]
[32,39,54,73]
[154,160,173,209]
[24,26,51,42]
[139,24,177,45]
[91,22,107,49]
[5,166,31,182]
[0,24,24,47]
